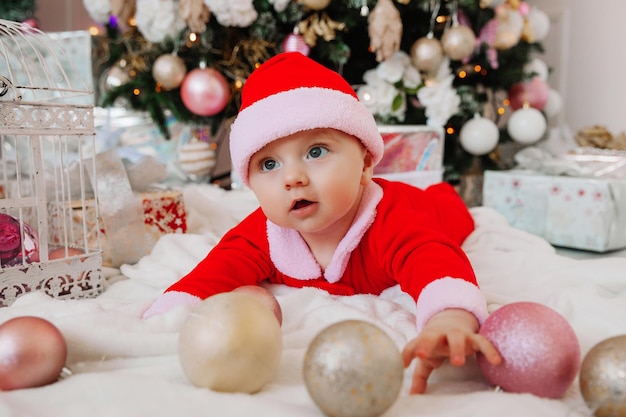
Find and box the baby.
[144,52,501,393]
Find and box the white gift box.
[483,170,626,252]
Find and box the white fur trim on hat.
[230,86,383,187]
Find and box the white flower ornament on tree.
[417,59,460,127]
[82,0,111,23]
[203,0,258,28]
[135,0,186,43]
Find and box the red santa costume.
[143,52,488,330]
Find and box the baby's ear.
[361,152,375,185]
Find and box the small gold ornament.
[298,13,346,47]
[410,36,444,73]
[441,25,476,61]
[580,335,626,417]
[152,54,187,90]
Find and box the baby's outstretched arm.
[401,308,502,394]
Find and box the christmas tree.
[0,0,37,25]
[85,0,558,182]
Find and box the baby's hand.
[401,308,501,394]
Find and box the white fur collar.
[266,181,383,283]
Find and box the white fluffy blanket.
[1,184,624,417]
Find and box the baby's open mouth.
[292,199,313,210]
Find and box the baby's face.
[248,129,373,237]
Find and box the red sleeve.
[370,180,477,301]
[164,208,275,299]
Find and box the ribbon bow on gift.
[514,146,626,179]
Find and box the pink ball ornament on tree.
[282,33,311,56]
[180,68,230,117]
[0,213,39,266]
[477,301,581,399]
[508,76,549,111]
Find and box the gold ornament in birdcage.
[0,19,103,307]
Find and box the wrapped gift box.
[373,125,444,189]
[483,170,626,252]
[51,190,187,267]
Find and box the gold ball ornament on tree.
[441,25,476,61]
[178,292,282,394]
[303,320,404,417]
[410,36,444,74]
[152,54,187,91]
[580,335,626,417]
[507,107,547,145]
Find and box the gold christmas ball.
[441,25,477,61]
[178,292,282,394]
[580,335,626,417]
[299,0,331,10]
[303,320,403,417]
[152,54,187,91]
[410,36,444,74]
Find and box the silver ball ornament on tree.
[441,25,476,61]
[303,320,403,417]
[580,335,626,417]
[152,54,187,90]
[410,36,444,74]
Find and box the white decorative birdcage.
[0,19,102,306]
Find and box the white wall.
[563,0,626,136]
[35,0,626,137]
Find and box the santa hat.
[229,52,383,187]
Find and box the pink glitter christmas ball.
[180,68,230,116]
[477,301,581,398]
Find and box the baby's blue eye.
[308,146,328,159]
[261,159,279,172]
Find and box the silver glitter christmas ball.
[580,335,626,417]
[303,320,403,417]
